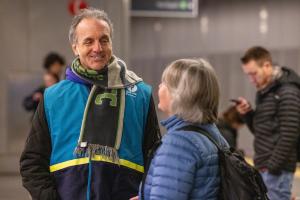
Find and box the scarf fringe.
[74,144,120,163]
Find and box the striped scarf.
[72,55,142,162]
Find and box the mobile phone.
[230,99,241,104]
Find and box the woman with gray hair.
[133,58,228,200]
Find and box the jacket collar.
[65,67,91,86]
[161,115,217,134]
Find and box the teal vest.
[44,80,152,173]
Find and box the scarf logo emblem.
[126,85,137,97]
[95,89,117,107]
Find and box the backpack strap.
[179,125,224,151]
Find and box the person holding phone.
[236,46,300,200]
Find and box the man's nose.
[92,41,102,52]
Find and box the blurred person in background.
[43,52,66,79]
[20,8,160,200]
[22,52,65,114]
[236,46,300,200]
[134,58,228,200]
[23,72,59,115]
[217,105,245,149]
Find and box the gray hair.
[162,58,220,124]
[69,8,113,44]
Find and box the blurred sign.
[131,0,198,18]
[68,0,88,16]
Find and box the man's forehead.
[76,18,111,34]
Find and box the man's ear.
[262,61,273,76]
[72,43,78,56]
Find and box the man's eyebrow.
[100,35,110,39]
[83,37,93,42]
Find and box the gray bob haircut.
[69,8,113,44]
[162,58,220,124]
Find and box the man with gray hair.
[20,8,161,200]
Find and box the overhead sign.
[68,0,88,16]
[131,0,198,18]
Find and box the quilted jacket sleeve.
[241,110,255,134]
[143,132,202,199]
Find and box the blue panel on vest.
[118,82,152,166]
[45,80,89,165]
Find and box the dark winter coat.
[243,67,300,174]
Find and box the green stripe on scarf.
[72,56,142,162]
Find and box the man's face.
[242,60,271,90]
[72,18,112,70]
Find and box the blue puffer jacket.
[140,115,228,200]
